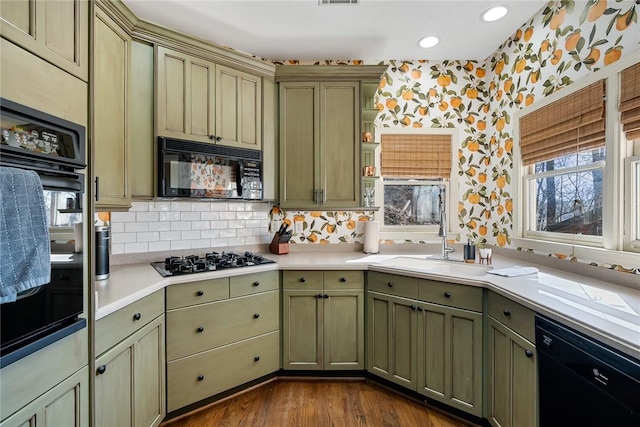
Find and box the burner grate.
[151,251,275,277]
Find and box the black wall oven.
[0,98,86,368]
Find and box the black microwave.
[157,137,263,200]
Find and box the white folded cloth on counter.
[488,266,539,277]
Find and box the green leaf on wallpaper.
[615,34,623,45]
[588,25,596,44]
[592,39,608,47]
[310,219,316,229]
[576,37,586,53]
[605,16,616,36]
[574,62,582,71]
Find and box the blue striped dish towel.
[0,167,51,303]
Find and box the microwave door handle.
[236,161,244,197]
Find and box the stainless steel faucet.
[438,210,455,260]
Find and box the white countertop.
[97,249,640,360]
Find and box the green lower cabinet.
[417,302,483,417]
[367,291,418,389]
[487,317,537,427]
[282,271,364,371]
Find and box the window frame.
[513,55,640,265]
[374,127,459,242]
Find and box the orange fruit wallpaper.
[273,0,638,271]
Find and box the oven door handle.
[236,161,244,197]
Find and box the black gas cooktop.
[151,251,275,277]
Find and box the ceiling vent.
[319,0,359,5]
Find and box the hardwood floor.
[161,379,475,427]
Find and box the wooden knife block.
[269,233,289,255]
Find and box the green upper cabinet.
[156,45,215,143]
[156,46,263,150]
[216,65,262,150]
[93,3,131,211]
[0,0,89,81]
[279,81,360,208]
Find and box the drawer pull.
[196,327,204,333]
[417,306,423,312]
[503,309,511,317]
[253,281,260,287]
[444,292,451,298]
[410,305,417,311]
[339,277,347,282]
[197,375,205,381]
[299,277,306,283]
[253,313,260,319]
[387,282,394,287]
[196,290,204,296]
[254,356,260,362]
[133,313,141,321]
[323,294,329,299]
[96,365,107,375]
[317,293,324,299]
[525,349,534,358]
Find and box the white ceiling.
[122,0,548,62]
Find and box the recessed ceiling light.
[418,35,440,49]
[481,5,509,22]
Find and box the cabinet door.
[488,318,536,427]
[320,82,360,207]
[134,316,166,427]
[129,40,155,199]
[367,291,417,388]
[95,342,134,427]
[323,290,364,370]
[279,82,319,207]
[156,46,215,142]
[0,0,88,80]
[417,303,482,416]
[216,65,262,150]
[0,367,88,427]
[93,7,131,210]
[282,290,322,370]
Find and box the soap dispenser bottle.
[463,239,476,264]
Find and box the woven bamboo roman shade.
[520,80,605,165]
[380,134,451,178]
[620,62,640,141]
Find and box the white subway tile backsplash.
[137,231,160,242]
[159,211,180,222]
[125,242,149,254]
[136,212,159,222]
[110,201,270,255]
[149,221,171,232]
[129,202,149,212]
[191,221,211,230]
[219,211,236,220]
[171,240,192,250]
[149,201,172,212]
[201,229,220,239]
[125,222,149,233]
[180,211,200,221]
[111,211,137,222]
[181,230,201,240]
[201,212,220,221]
[171,221,192,231]
[160,231,182,241]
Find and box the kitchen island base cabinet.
[0,367,88,427]
[167,331,279,412]
[282,271,364,371]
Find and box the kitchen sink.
[376,256,493,276]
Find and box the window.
[375,130,455,238]
[515,59,640,261]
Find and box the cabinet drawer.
[166,277,229,310]
[418,280,483,312]
[230,271,278,298]
[166,291,279,361]
[282,270,323,290]
[323,270,364,290]
[167,331,279,412]
[488,291,535,342]
[96,290,164,356]
[367,272,419,300]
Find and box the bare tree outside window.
[383,180,445,227]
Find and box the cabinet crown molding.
[275,65,388,82]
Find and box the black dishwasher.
[536,314,640,427]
